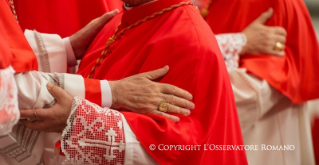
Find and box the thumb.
[144,65,169,80]
[254,8,273,24]
[46,83,69,102]
[99,9,120,24]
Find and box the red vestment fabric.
[205,0,319,104]
[0,0,37,72]
[78,0,247,164]
[0,20,12,69]
[14,0,123,38]
[313,118,319,165]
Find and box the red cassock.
[78,0,248,164]
[0,0,37,72]
[14,0,123,38]
[205,0,319,104]
[313,118,319,165]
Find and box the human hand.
[69,9,119,60]
[20,83,73,132]
[241,8,287,56]
[108,66,195,123]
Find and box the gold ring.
[274,42,284,51]
[158,102,169,113]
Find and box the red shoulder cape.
[205,0,319,103]
[14,0,123,37]
[78,0,247,164]
[0,0,37,71]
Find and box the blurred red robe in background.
[205,0,319,104]
[14,0,123,37]
[205,0,319,164]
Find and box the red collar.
[121,0,190,28]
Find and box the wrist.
[239,33,249,56]
[69,35,79,59]
[239,45,248,56]
[108,81,119,109]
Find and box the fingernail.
[184,110,191,116]
[174,117,180,123]
[189,102,195,109]
[188,94,193,100]
[112,9,120,15]
[47,82,54,89]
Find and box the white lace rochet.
[61,97,126,165]
[215,33,247,71]
[0,66,19,136]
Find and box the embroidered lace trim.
[0,66,19,136]
[61,97,125,165]
[34,30,51,73]
[215,33,247,72]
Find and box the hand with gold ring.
[158,101,169,113]
[109,66,195,123]
[241,8,287,57]
[274,42,284,51]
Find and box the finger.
[150,110,180,123]
[20,108,52,120]
[46,83,70,103]
[20,109,41,120]
[268,49,285,57]
[167,103,191,116]
[254,8,273,24]
[273,27,287,36]
[162,94,195,110]
[275,35,286,44]
[160,83,193,100]
[143,65,169,80]
[99,9,120,24]
[20,120,47,131]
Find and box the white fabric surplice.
[0,31,156,165]
[0,66,19,136]
[216,33,315,165]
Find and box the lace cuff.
[61,97,125,165]
[215,33,247,72]
[0,66,19,136]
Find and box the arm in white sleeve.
[0,71,84,165]
[61,98,157,165]
[24,30,78,73]
[15,71,85,110]
[229,69,285,130]
[0,72,111,164]
[215,33,247,72]
[62,37,78,67]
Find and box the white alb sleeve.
[62,37,77,67]
[0,71,85,165]
[24,30,67,73]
